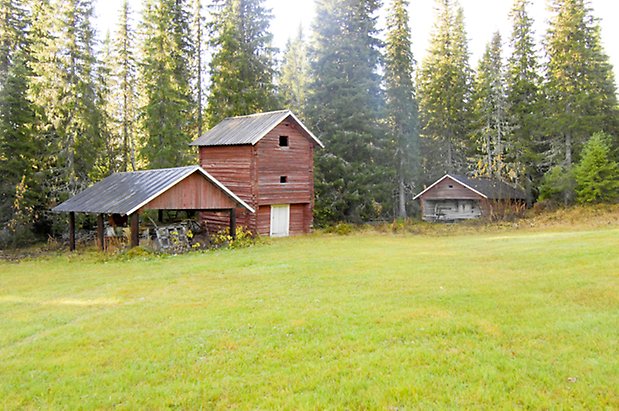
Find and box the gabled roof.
[413,174,526,201]
[189,109,324,148]
[52,166,254,215]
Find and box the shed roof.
[413,174,526,201]
[52,166,254,215]
[189,109,324,148]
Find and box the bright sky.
[94,0,619,82]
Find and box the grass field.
[1,220,618,408]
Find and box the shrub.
[211,226,257,249]
[323,222,355,235]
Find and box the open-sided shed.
[52,166,254,250]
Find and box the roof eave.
[413,174,489,200]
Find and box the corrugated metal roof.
[190,109,324,148]
[414,174,526,200]
[452,175,526,200]
[52,166,254,215]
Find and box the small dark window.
[279,136,289,147]
[448,185,454,188]
[280,176,288,184]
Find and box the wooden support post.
[97,214,105,251]
[229,208,236,240]
[69,212,76,252]
[130,212,139,248]
[158,209,163,223]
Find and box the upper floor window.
[279,136,289,147]
[280,176,288,184]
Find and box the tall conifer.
[543,0,617,203]
[307,0,388,223]
[506,0,542,201]
[205,0,278,127]
[140,0,194,168]
[95,32,118,176]
[28,0,102,196]
[113,0,138,171]
[418,0,473,178]
[472,32,511,180]
[384,0,419,218]
[544,0,617,167]
[0,0,35,225]
[278,26,309,119]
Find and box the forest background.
[0,0,617,246]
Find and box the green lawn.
[1,227,618,409]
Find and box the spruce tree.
[205,0,279,127]
[95,32,118,176]
[0,0,28,92]
[112,0,138,171]
[192,0,204,137]
[573,131,619,204]
[544,0,618,176]
[28,0,102,197]
[506,0,542,202]
[418,0,473,178]
[384,0,419,218]
[278,26,310,119]
[472,32,511,180]
[307,0,389,223]
[140,0,194,169]
[0,1,36,226]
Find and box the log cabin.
[414,174,526,222]
[190,110,324,237]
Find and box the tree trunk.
[446,141,453,173]
[398,175,406,219]
[564,132,572,205]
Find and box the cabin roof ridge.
[222,109,290,120]
[190,109,323,148]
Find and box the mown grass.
[1,224,618,409]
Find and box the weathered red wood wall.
[256,205,270,235]
[199,145,256,231]
[199,116,315,236]
[143,172,236,210]
[256,123,314,204]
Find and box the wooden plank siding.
[143,173,236,211]
[199,145,257,232]
[420,177,485,201]
[421,199,482,221]
[199,145,255,203]
[256,205,271,235]
[256,123,314,205]
[290,203,311,234]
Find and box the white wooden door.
[270,204,290,237]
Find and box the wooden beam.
[69,212,76,252]
[97,214,105,251]
[130,213,139,248]
[229,208,236,240]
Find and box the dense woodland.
[0,0,617,245]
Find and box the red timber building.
[190,110,324,237]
